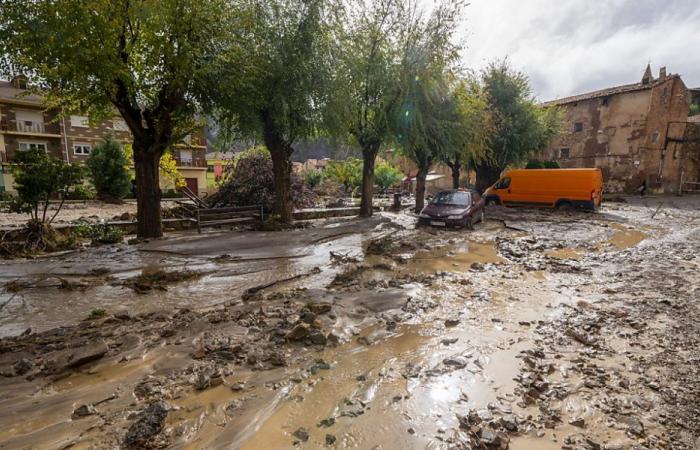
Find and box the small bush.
[543,160,560,168]
[73,222,125,244]
[87,136,131,202]
[65,184,97,200]
[304,169,324,189]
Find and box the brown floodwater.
[607,223,648,249]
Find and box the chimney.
[659,67,667,80]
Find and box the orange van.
[483,168,603,210]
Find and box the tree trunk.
[451,161,461,189]
[268,145,293,223]
[475,164,502,194]
[133,147,163,238]
[415,167,428,214]
[359,145,378,218]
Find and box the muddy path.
[0,196,698,449]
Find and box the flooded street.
[0,196,699,449]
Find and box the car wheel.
[465,217,474,230]
[486,198,498,206]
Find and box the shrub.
[73,222,125,244]
[304,169,324,189]
[86,136,131,202]
[325,158,362,194]
[525,159,544,169]
[374,162,403,194]
[10,148,84,224]
[543,160,560,168]
[65,184,97,200]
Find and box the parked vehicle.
[483,168,603,210]
[418,189,485,229]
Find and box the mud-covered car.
[418,189,485,229]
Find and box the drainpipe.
[60,109,70,163]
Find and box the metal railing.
[16,122,46,133]
[176,158,207,168]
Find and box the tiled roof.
[542,75,679,107]
[0,80,44,105]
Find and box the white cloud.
[453,0,700,100]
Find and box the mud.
[0,196,699,449]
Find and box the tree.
[440,76,493,188]
[122,145,185,190]
[374,161,402,194]
[87,137,131,202]
[214,0,332,223]
[0,0,240,238]
[325,158,363,194]
[326,0,412,217]
[391,1,464,213]
[10,148,83,224]
[476,60,561,192]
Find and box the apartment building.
[0,75,209,195]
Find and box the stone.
[231,383,245,392]
[441,338,458,345]
[444,319,460,327]
[286,323,310,341]
[443,356,468,369]
[65,341,109,369]
[292,427,309,442]
[124,401,169,447]
[325,433,337,445]
[299,311,316,324]
[13,358,33,376]
[308,330,327,346]
[318,417,335,428]
[72,404,97,419]
[308,302,332,315]
[569,417,586,428]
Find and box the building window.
[651,131,660,144]
[573,122,583,132]
[602,96,610,106]
[559,148,570,159]
[179,150,193,166]
[73,143,92,155]
[70,115,89,128]
[112,119,129,132]
[18,141,48,152]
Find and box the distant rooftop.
[0,78,44,105]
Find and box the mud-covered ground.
[0,196,698,449]
[0,201,138,228]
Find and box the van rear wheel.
[556,201,573,211]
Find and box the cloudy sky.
[454,0,700,101]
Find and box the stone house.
[0,75,209,195]
[541,65,699,194]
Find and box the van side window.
[494,177,511,189]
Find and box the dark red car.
[418,189,485,229]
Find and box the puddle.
[545,248,584,260]
[406,241,505,274]
[608,224,648,249]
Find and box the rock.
[326,333,340,346]
[308,330,328,346]
[292,427,309,442]
[441,338,458,345]
[286,323,310,341]
[65,341,109,369]
[569,417,586,428]
[209,371,224,387]
[325,433,337,445]
[195,373,211,390]
[620,416,644,437]
[231,383,245,392]
[124,401,169,447]
[72,404,97,419]
[299,311,317,324]
[13,358,33,376]
[480,430,509,449]
[308,302,332,315]
[443,356,468,369]
[444,319,460,327]
[499,415,518,432]
[309,359,331,374]
[318,417,335,428]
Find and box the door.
[184,177,199,196]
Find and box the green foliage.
[65,184,97,201]
[374,162,403,193]
[543,160,560,168]
[690,103,700,116]
[73,222,126,244]
[525,159,544,169]
[304,169,325,189]
[325,159,362,194]
[87,137,131,201]
[10,148,84,223]
[482,60,562,169]
[87,309,107,320]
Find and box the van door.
[492,177,512,204]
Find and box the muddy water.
[607,223,648,249]
[406,241,505,273]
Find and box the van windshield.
[431,191,471,206]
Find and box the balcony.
[180,134,207,147]
[175,158,207,168]
[17,122,45,133]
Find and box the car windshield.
[431,191,471,206]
